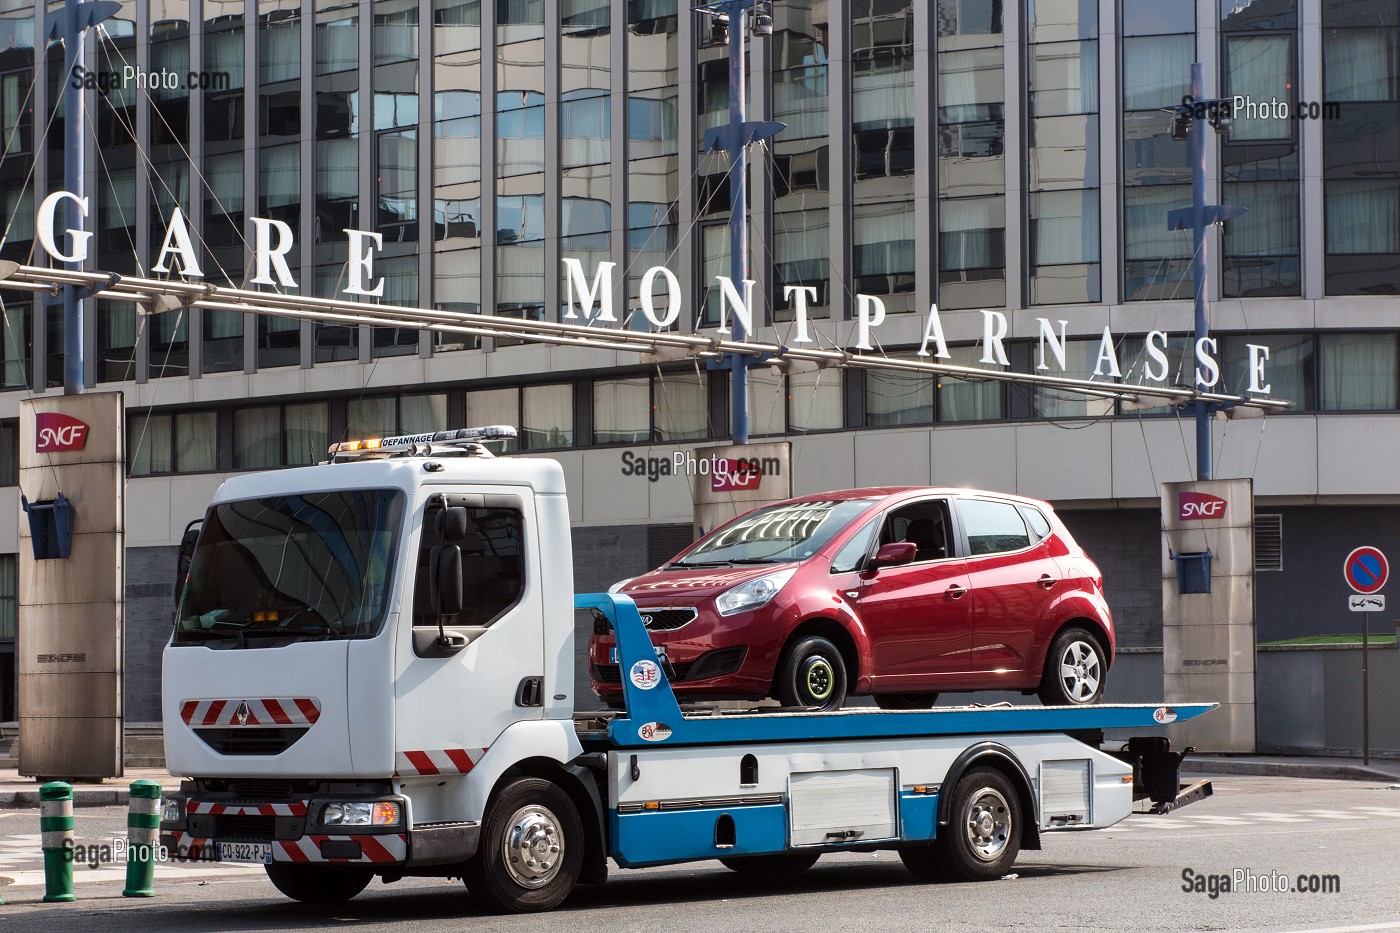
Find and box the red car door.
[847,498,974,679]
[956,497,1059,674]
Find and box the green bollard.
[39,782,75,902]
[123,780,163,897]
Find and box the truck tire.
[902,766,1021,882]
[1036,626,1106,706]
[719,851,821,877]
[264,863,374,903]
[465,777,584,913]
[773,636,847,711]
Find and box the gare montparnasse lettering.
[33,190,1275,395]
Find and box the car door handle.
[1038,574,1058,589]
[946,584,968,600]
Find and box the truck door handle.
[1038,574,1058,589]
[946,584,968,600]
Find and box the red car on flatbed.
[589,486,1115,711]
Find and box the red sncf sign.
[711,458,763,493]
[35,412,90,453]
[1179,491,1227,521]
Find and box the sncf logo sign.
[1179,492,1228,521]
[711,458,763,493]
[35,412,90,453]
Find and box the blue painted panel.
[608,805,789,868]
[899,793,940,842]
[578,593,1216,749]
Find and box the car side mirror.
[429,544,467,651]
[869,541,917,571]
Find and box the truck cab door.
[390,489,545,780]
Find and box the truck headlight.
[162,798,184,823]
[322,801,401,827]
[715,567,798,617]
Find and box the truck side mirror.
[869,541,917,571]
[438,506,470,542]
[431,544,464,616]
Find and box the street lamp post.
[1164,63,1243,481]
[699,1,782,446]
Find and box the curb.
[1,789,140,810]
[1186,759,1400,783]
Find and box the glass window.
[959,498,1032,555]
[853,202,915,299]
[936,0,1002,38]
[675,499,876,566]
[939,345,1005,421]
[594,377,650,443]
[878,499,952,562]
[316,2,358,74]
[176,412,218,473]
[1031,189,1100,265]
[235,406,282,470]
[1123,36,1193,109]
[1225,35,1294,141]
[747,368,787,438]
[1034,339,1117,418]
[286,402,329,465]
[412,500,524,627]
[0,553,15,640]
[0,422,17,487]
[789,370,844,433]
[1319,333,1397,410]
[1326,180,1400,254]
[401,394,447,432]
[1324,29,1399,101]
[130,413,173,476]
[831,518,879,574]
[1030,41,1098,117]
[348,397,397,437]
[867,359,933,426]
[1222,334,1313,410]
[655,372,707,441]
[259,7,301,85]
[523,384,574,449]
[467,387,521,451]
[1121,0,1193,36]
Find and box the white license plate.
[611,646,667,664]
[217,841,273,864]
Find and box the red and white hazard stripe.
[187,800,308,817]
[274,834,408,864]
[179,697,322,727]
[164,831,214,860]
[393,747,488,776]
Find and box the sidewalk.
[0,769,179,809]
[3,755,1398,809]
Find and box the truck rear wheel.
[466,777,583,913]
[902,766,1022,882]
[265,863,374,903]
[719,851,820,876]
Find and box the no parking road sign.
[1343,546,1389,595]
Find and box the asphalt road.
[2,775,1399,933]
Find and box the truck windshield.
[670,499,874,567]
[173,489,404,646]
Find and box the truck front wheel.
[466,777,584,913]
[265,863,374,903]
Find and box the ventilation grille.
[1254,513,1283,572]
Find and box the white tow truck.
[160,426,1214,913]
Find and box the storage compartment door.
[789,769,897,847]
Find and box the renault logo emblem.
[233,700,251,726]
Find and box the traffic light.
[752,0,773,36]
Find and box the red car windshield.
[670,499,874,568]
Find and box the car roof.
[772,486,1054,510]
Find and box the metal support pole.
[1361,611,1370,767]
[1190,62,1210,481]
[726,2,750,445]
[62,0,87,395]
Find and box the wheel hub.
[1059,641,1101,702]
[805,659,833,701]
[964,788,1011,862]
[502,805,564,888]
